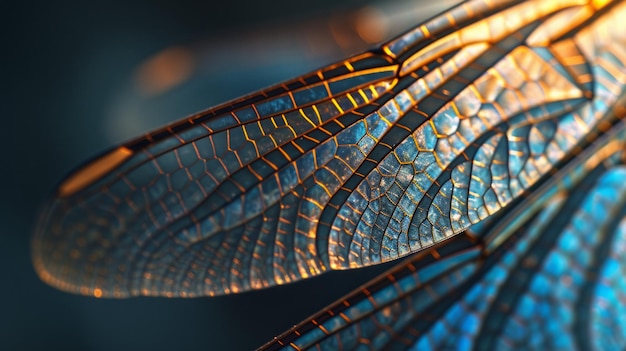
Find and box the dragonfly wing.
[258,117,626,351]
[33,50,400,296]
[33,0,626,298]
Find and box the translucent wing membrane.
[33,0,626,299]
[259,113,626,351]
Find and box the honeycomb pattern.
[260,132,626,351]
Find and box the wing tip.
[30,200,132,299]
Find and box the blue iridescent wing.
[258,113,626,350]
[33,0,626,299]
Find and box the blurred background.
[2,0,458,350]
